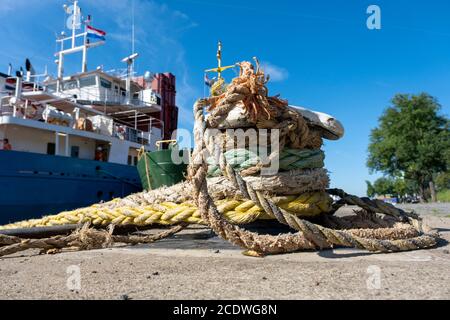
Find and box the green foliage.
[367,177,418,198]
[435,172,450,191]
[367,93,450,200]
[373,177,395,196]
[437,189,450,203]
[366,181,376,198]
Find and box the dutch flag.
[204,73,215,87]
[87,25,106,41]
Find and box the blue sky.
[1,0,449,196]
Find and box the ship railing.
[45,85,159,109]
[20,75,47,92]
[109,110,164,146]
[97,88,159,108]
[0,95,29,118]
[0,99,162,146]
[0,96,13,116]
[112,123,162,146]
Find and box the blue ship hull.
[0,150,142,225]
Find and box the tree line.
[367,93,449,202]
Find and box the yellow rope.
[0,192,332,230]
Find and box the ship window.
[100,78,112,89]
[47,143,55,155]
[134,156,138,166]
[63,80,78,90]
[128,155,132,165]
[79,76,96,87]
[71,146,80,158]
[46,84,56,92]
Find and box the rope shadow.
[316,248,375,259]
[435,237,449,248]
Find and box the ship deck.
[21,91,103,116]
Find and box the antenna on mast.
[55,1,106,92]
[122,53,139,104]
[131,0,136,72]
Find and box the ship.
[0,1,179,224]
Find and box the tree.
[373,177,395,197]
[367,93,450,202]
[367,177,417,199]
[366,181,376,198]
[367,177,398,197]
[435,172,450,191]
[366,177,395,198]
[392,178,417,199]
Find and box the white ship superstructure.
[0,0,179,223]
[1,0,168,166]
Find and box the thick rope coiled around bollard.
[0,108,441,257]
[189,100,439,256]
[207,148,325,177]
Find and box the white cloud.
[260,61,289,82]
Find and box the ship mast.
[55,1,105,92]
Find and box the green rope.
[207,148,325,177]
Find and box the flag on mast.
[87,25,106,41]
[204,73,215,87]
